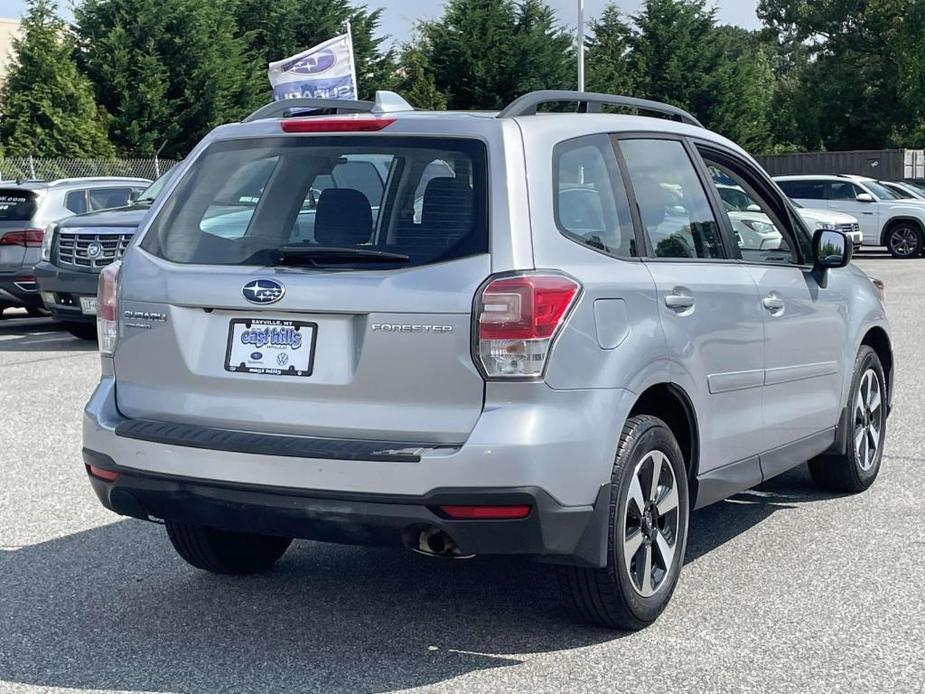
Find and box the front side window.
[704,159,795,265]
[88,187,135,211]
[554,134,637,257]
[828,182,864,201]
[142,136,488,269]
[620,138,724,259]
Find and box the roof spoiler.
[497,90,703,127]
[244,91,414,123]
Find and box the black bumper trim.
[83,449,610,567]
[114,418,453,463]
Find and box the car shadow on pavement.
[0,464,837,694]
[0,317,96,352]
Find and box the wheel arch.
[628,383,699,484]
[861,326,893,404]
[880,216,925,246]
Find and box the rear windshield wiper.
[268,246,411,266]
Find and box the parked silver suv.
[82,91,893,630]
[0,177,149,316]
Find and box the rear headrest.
[421,177,473,231]
[314,188,372,246]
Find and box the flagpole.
[577,0,584,91]
[345,20,359,99]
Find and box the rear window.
[0,189,38,221]
[142,136,488,268]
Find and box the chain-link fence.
[0,157,178,183]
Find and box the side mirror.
[812,228,852,287]
[856,193,876,203]
[746,203,762,212]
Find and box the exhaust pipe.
[412,527,474,559]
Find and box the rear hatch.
[115,130,491,444]
[0,189,39,272]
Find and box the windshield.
[142,136,488,268]
[0,189,38,221]
[863,181,900,200]
[136,166,179,203]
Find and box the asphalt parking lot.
[1,250,923,694]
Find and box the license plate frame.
[79,296,98,315]
[224,318,317,378]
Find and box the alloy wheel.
[854,369,883,471]
[622,450,680,598]
[888,227,919,256]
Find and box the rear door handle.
[665,291,695,311]
[763,293,785,313]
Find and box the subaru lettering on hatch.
[242,279,285,305]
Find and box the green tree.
[757,0,915,150]
[233,0,394,101]
[75,0,261,158]
[417,0,575,110]
[585,5,636,95]
[0,0,113,157]
[393,43,447,110]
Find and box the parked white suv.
[776,174,925,257]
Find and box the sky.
[0,0,762,43]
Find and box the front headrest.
[314,188,373,246]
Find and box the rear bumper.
[83,376,635,567]
[0,271,42,308]
[33,261,99,322]
[84,448,609,564]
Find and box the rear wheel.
[165,521,292,575]
[63,322,98,341]
[808,346,886,492]
[885,223,922,258]
[558,415,689,630]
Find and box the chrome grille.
[836,222,861,235]
[55,229,134,270]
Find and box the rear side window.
[620,139,725,259]
[828,182,863,201]
[554,134,637,257]
[778,180,826,200]
[142,136,488,268]
[65,190,87,214]
[0,189,38,221]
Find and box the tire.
[808,346,886,493]
[558,415,689,630]
[63,322,98,341]
[885,222,923,258]
[26,306,45,318]
[165,521,292,575]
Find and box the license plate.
[224,319,316,377]
[79,296,98,315]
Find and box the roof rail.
[497,90,703,127]
[243,91,414,123]
[243,97,374,122]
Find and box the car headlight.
[41,223,57,262]
[744,220,778,235]
[812,222,832,231]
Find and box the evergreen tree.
[586,6,636,96]
[0,0,113,158]
[394,43,447,110]
[418,0,575,110]
[75,0,261,158]
[233,0,394,101]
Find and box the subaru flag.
[268,33,357,101]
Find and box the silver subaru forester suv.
[83,91,893,630]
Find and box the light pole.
[577,0,585,91]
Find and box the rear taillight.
[97,262,120,354]
[0,229,44,247]
[280,117,395,133]
[475,273,581,378]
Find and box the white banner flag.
[268,33,357,101]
